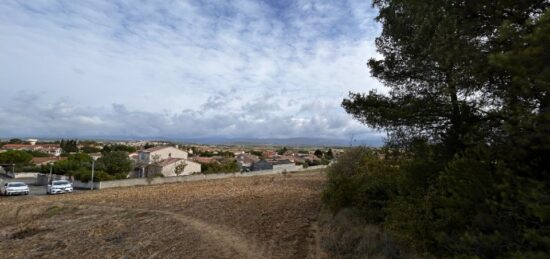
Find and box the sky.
[0,0,385,142]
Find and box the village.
[0,138,340,193]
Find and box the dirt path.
[73,203,267,259]
[0,172,326,258]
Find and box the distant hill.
[174,137,384,147]
[2,135,384,147]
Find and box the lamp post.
[90,159,95,190]
[49,163,53,184]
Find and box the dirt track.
[0,171,326,258]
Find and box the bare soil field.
[0,171,326,258]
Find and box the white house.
[132,146,200,177]
[147,158,201,177]
[138,146,188,164]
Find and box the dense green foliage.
[39,153,93,175]
[80,146,102,153]
[0,150,33,164]
[101,144,137,154]
[8,138,23,144]
[96,151,133,175]
[23,150,51,157]
[326,0,550,257]
[248,150,263,157]
[304,158,330,167]
[201,160,239,174]
[60,139,79,153]
[324,148,401,223]
[194,150,234,157]
[276,147,288,155]
[39,152,131,181]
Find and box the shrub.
[72,170,123,182]
[323,147,401,224]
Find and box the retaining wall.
[73,180,100,189]
[0,171,40,179]
[87,165,327,190]
[36,173,70,186]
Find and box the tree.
[60,139,79,153]
[8,138,23,144]
[102,144,136,154]
[81,146,102,153]
[339,0,549,257]
[0,150,32,164]
[174,161,187,176]
[326,148,334,159]
[277,147,288,155]
[143,143,155,149]
[97,151,133,175]
[314,149,324,158]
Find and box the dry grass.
[317,208,419,259]
[0,171,326,258]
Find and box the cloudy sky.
[0,0,385,141]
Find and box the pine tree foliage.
[329,0,550,257]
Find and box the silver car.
[1,182,30,196]
[47,180,73,195]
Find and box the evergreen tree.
[339,0,549,256]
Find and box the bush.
[318,208,408,259]
[72,170,126,182]
[323,147,401,224]
[202,160,239,174]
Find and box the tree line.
[324,0,549,257]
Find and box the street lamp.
[49,163,53,184]
[90,157,99,190]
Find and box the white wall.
[139,146,188,164]
[160,160,201,177]
[88,165,327,190]
[273,163,299,171]
[73,180,101,189]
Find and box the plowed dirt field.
[0,171,326,258]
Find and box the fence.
[74,165,327,190]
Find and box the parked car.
[1,182,30,196]
[47,180,73,195]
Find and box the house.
[235,154,260,171]
[131,146,200,178]
[251,159,273,171]
[191,156,220,164]
[261,150,276,158]
[2,143,62,157]
[31,156,67,165]
[137,146,188,164]
[145,158,201,177]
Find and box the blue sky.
[0,0,385,141]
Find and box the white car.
[1,182,30,196]
[47,180,73,195]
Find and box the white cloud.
[0,0,385,141]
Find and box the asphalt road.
[0,175,82,197]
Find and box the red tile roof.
[31,156,67,165]
[142,146,171,152]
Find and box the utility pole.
[90,159,95,190]
[49,163,53,184]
